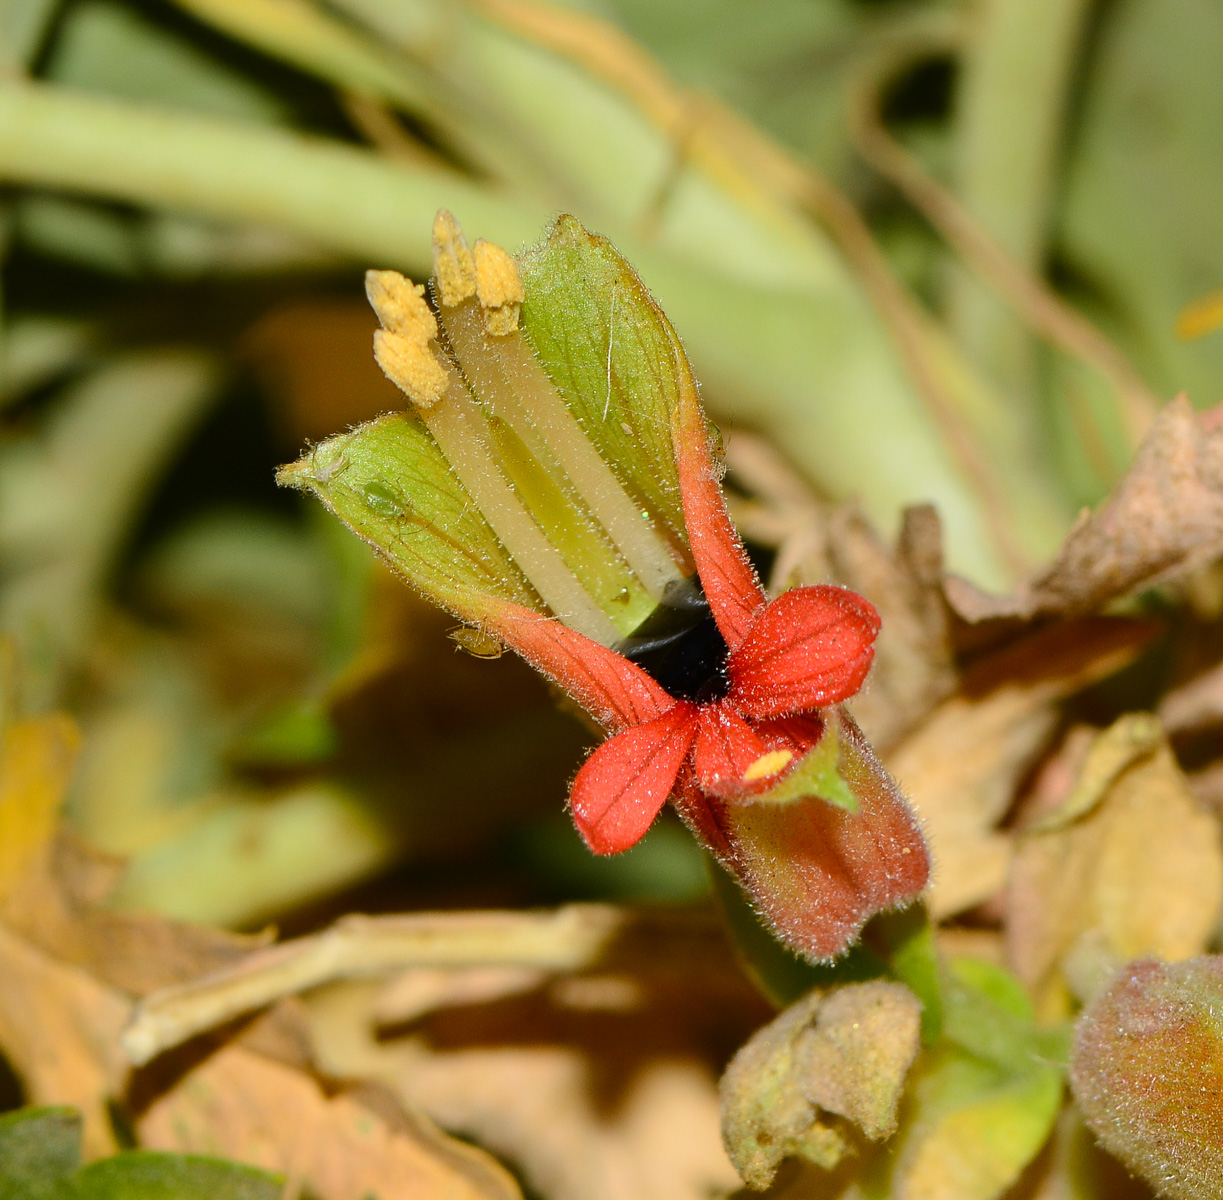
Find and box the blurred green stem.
[0,79,541,263]
[0,0,59,74]
[0,81,1066,585]
[950,0,1093,393]
[853,47,1158,449]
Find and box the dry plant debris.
[946,397,1223,622]
[1007,716,1223,1021]
[0,714,541,1198]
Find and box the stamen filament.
[420,366,621,646]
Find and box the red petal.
[674,708,928,961]
[490,602,674,731]
[569,702,699,854]
[692,702,770,796]
[729,586,880,719]
[671,373,766,652]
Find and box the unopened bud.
[1071,956,1223,1200]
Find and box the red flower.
[480,368,930,960]
[567,583,880,853]
[286,214,930,961]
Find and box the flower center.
[618,575,732,703]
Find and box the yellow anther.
[373,329,449,408]
[473,239,524,335]
[365,269,437,342]
[742,749,794,784]
[432,209,476,307]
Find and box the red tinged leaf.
[675,710,928,961]
[729,586,880,720]
[693,702,776,796]
[569,701,700,854]
[670,375,766,652]
[492,602,675,731]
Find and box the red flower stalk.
[479,349,929,960]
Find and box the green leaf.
[0,1111,281,1200]
[14,194,141,276]
[852,957,1066,1200]
[0,0,60,73]
[943,956,1070,1073]
[1061,0,1223,408]
[0,1107,82,1200]
[865,1046,1064,1200]
[71,1152,281,1200]
[0,317,94,412]
[227,697,338,768]
[867,904,943,1045]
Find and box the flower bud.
[1071,956,1223,1200]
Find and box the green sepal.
[278,412,539,625]
[749,714,858,813]
[518,215,692,549]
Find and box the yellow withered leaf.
[0,714,79,902]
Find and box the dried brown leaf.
[303,912,766,1200]
[991,1103,1153,1200]
[1,830,265,996]
[135,1042,521,1200]
[889,685,1052,921]
[1025,713,1163,833]
[1159,656,1223,735]
[122,905,626,1065]
[0,921,131,1157]
[936,928,1006,968]
[1188,759,1223,818]
[1007,717,1223,1018]
[947,396,1223,622]
[373,965,548,1026]
[887,619,1151,919]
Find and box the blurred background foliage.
[1,0,1221,933]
